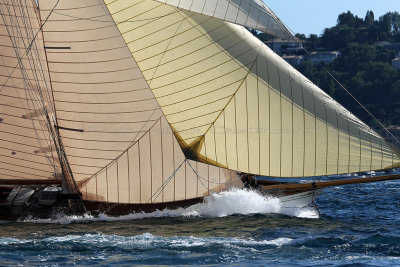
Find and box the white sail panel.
[105,0,400,177]
[155,0,292,39]
[0,1,61,182]
[39,0,240,203]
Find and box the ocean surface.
[0,170,399,266]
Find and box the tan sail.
[104,0,400,178]
[0,1,61,183]
[155,0,292,39]
[38,0,240,204]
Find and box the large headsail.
[154,0,292,39]
[38,0,240,204]
[0,0,61,184]
[104,0,400,177]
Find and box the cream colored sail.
[155,0,292,39]
[0,0,61,183]
[38,0,240,203]
[105,0,400,177]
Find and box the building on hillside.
[307,51,340,65]
[265,38,303,54]
[282,55,304,65]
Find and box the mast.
[33,0,81,196]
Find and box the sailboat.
[0,0,399,220]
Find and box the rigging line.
[2,3,53,154]
[186,160,216,194]
[0,7,55,157]
[305,45,400,147]
[282,21,400,149]
[20,0,56,116]
[196,166,217,194]
[5,2,58,171]
[35,2,78,189]
[22,0,66,171]
[14,2,54,128]
[147,159,187,204]
[186,159,243,185]
[0,0,59,94]
[19,5,62,179]
[146,8,186,88]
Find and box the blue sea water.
[0,170,399,266]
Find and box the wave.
[0,232,293,248]
[21,188,318,224]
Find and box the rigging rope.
[0,0,60,94]
[302,46,400,147]
[0,1,59,172]
[146,159,187,204]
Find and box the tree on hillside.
[365,11,375,27]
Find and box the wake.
[21,188,318,224]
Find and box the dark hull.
[0,197,204,221]
[0,205,62,221]
[83,198,204,217]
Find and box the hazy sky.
[265,0,399,36]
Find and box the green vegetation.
[260,11,400,129]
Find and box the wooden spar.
[261,174,400,193]
[0,179,61,185]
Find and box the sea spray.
[21,188,318,224]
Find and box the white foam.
[0,233,293,249]
[21,188,318,224]
[295,208,319,219]
[0,237,29,245]
[261,237,293,246]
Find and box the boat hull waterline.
[0,187,319,220]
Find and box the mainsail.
[0,0,399,209]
